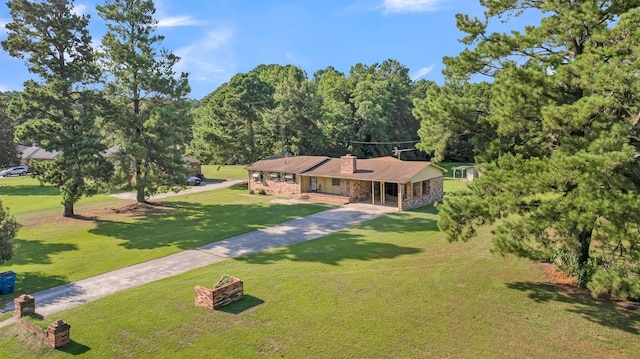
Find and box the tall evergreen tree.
[437,1,640,298]
[414,82,492,162]
[0,92,21,168]
[97,0,192,203]
[2,0,113,217]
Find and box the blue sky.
[0,0,530,99]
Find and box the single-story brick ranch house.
[245,154,446,210]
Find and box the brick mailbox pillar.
[14,294,35,319]
[48,320,71,348]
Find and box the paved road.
[0,202,397,327]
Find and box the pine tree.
[97,0,192,203]
[2,0,113,217]
[437,1,640,298]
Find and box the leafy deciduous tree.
[0,200,20,265]
[192,71,274,165]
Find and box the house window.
[252,172,262,181]
[269,172,280,181]
[284,173,295,182]
[332,178,340,186]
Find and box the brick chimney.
[340,154,357,174]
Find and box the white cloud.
[0,20,8,34]
[411,65,435,80]
[157,16,201,28]
[71,3,88,16]
[382,0,444,13]
[174,27,235,81]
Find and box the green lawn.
[0,177,127,222]
[1,206,638,358]
[0,184,325,305]
[201,165,247,181]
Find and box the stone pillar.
[14,294,35,319]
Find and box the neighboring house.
[245,154,446,210]
[17,145,61,165]
[18,144,201,176]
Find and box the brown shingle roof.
[245,156,330,174]
[304,156,443,183]
[246,155,445,183]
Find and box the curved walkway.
[0,203,397,328]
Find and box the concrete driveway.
[0,202,396,327]
[110,179,246,200]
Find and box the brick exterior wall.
[13,294,71,348]
[340,179,371,201]
[249,172,300,196]
[401,176,444,210]
[195,278,244,309]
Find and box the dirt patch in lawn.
[540,263,639,311]
[21,201,174,228]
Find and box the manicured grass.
[0,184,326,305]
[1,207,638,358]
[0,177,126,222]
[201,165,247,181]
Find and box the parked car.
[0,165,29,177]
[187,176,202,186]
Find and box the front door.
[310,176,317,191]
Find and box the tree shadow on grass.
[235,231,422,266]
[356,206,440,234]
[0,185,60,197]
[216,295,264,314]
[57,340,91,355]
[506,282,640,334]
[88,201,323,251]
[9,240,78,265]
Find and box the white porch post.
[371,181,375,205]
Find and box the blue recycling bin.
[0,271,16,295]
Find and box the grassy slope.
[0,184,325,303]
[1,207,638,358]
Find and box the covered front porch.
[298,176,401,208]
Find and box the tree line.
[191,60,438,164]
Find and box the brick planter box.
[195,277,244,309]
[13,294,70,348]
